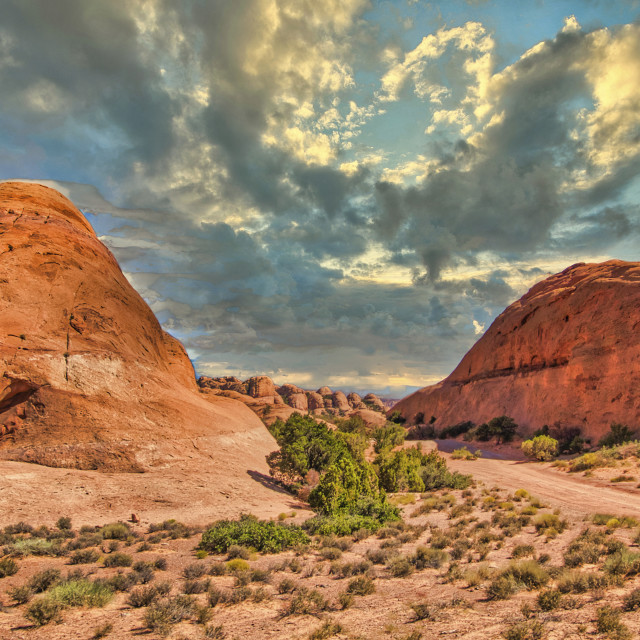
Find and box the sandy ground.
[2,439,639,530]
[0,461,312,528]
[439,445,640,520]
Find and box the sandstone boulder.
[347,392,366,409]
[306,391,325,411]
[364,393,385,411]
[332,390,351,412]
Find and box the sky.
[2,0,640,397]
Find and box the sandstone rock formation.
[392,261,640,441]
[0,182,277,474]
[198,375,388,427]
[347,392,366,409]
[364,393,386,412]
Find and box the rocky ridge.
[392,260,640,441]
[198,375,388,427]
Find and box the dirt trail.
[444,451,640,520]
[404,440,640,519]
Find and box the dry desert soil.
[1,443,640,640]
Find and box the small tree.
[521,435,559,461]
[598,423,636,448]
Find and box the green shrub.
[309,457,381,515]
[419,450,472,490]
[534,513,567,535]
[47,579,114,607]
[537,589,561,611]
[199,514,309,553]
[438,421,474,439]
[451,447,480,460]
[0,557,19,578]
[376,447,425,492]
[476,416,518,443]
[373,423,406,453]
[56,517,72,531]
[303,514,381,536]
[598,423,636,448]
[226,558,250,573]
[512,545,536,559]
[8,538,60,557]
[604,549,640,577]
[267,414,355,482]
[25,597,64,626]
[521,435,558,461]
[103,552,133,568]
[99,523,131,540]
[346,575,375,595]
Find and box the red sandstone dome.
[0,181,276,473]
[392,260,640,441]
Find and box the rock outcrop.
[198,375,388,427]
[392,261,640,441]
[0,182,276,473]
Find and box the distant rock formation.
[198,375,387,427]
[392,261,640,441]
[0,182,276,474]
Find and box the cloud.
[2,5,640,393]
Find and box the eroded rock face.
[0,182,276,472]
[306,392,325,411]
[392,261,640,441]
[246,376,278,398]
[332,391,351,412]
[364,393,385,411]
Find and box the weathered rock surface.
[347,392,366,409]
[0,182,277,476]
[392,261,640,441]
[332,390,351,412]
[364,393,386,411]
[306,391,325,411]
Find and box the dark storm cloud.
[0,1,175,173]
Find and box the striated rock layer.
[0,182,276,474]
[393,261,640,441]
